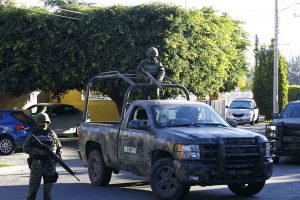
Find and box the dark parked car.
[266,100,300,163]
[0,110,34,155]
[25,103,82,137]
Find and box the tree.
[0,0,15,5]
[0,4,249,113]
[287,56,300,85]
[252,43,288,119]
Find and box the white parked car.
[226,98,259,125]
[25,103,82,137]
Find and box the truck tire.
[88,150,112,186]
[228,181,265,196]
[150,158,190,200]
[0,136,15,155]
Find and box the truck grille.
[201,137,263,179]
[281,124,300,149]
[283,125,300,136]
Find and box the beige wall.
[0,91,49,110]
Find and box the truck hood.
[159,126,264,142]
[272,118,300,125]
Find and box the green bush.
[288,85,300,101]
[252,46,288,119]
[0,4,249,110]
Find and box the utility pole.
[273,2,300,114]
[273,0,279,114]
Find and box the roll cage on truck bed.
[78,70,274,200]
[82,70,191,123]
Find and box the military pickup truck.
[78,71,273,200]
[266,99,300,164]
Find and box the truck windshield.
[281,104,300,118]
[152,104,228,128]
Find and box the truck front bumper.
[173,158,273,186]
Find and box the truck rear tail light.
[16,124,25,130]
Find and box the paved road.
[1,124,300,200]
[236,122,268,135]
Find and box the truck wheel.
[88,150,112,186]
[228,181,265,196]
[150,158,190,200]
[0,137,15,155]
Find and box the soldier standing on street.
[136,47,165,99]
[24,112,62,200]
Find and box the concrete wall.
[0,91,49,110]
[54,90,120,121]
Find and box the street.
[1,123,300,200]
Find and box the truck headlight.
[266,125,277,137]
[265,143,271,157]
[269,125,277,131]
[175,144,200,160]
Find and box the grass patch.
[263,120,271,123]
[0,162,13,167]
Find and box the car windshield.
[152,104,228,128]
[230,101,252,109]
[281,104,300,118]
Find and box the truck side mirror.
[129,120,149,130]
[272,113,279,119]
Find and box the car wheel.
[150,158,190,200]
[228,181,265,196]
[0,136,15,155]
[88,150,112,186]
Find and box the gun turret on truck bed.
[77,71,274,200]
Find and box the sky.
[18,0,300,64]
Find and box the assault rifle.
[31,134,80,181]
[141,68,162,89]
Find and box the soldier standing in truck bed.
[24,112,62,200]
[136,47,165,99]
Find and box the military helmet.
[35,112,51,124]
[146,47,159,57]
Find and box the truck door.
[118,106,149,173]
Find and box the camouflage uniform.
[24,113,62,200]
[137,47,165,99]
